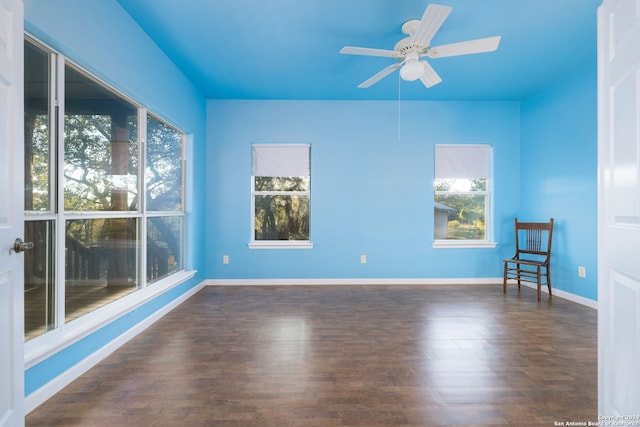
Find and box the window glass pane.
[24,220,55,341]
[434,194,486,240]
[434,178,486,192]
[146,116,183,211]
[64,64,138,211]
[65,218,139,322]
[255,195,310,241]
[147,216,184,283]
[24,40,51,211]
[255,176,310,192]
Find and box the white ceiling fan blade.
[409,4,452,47]
[358,63,402,88]
[419,61,442,88]
[340,46,396,58]
[426,36,501,58]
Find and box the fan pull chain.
[397,72,401,144]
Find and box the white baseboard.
[207,278,598,309]
[25,280,206,414]
[205,277,503,286]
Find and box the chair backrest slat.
[526,229,542,252]
[513,218,554,261]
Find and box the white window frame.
[249,144,312,249]
[433,144,497,249]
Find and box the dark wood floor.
[26,284,598,426]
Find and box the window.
[23,37,186,341]
[62,63,141,324]
[145,115,185,282]
[250,144,311,249]
[24,39,55,339]
[433,144,495,248]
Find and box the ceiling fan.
[340,4,501,89]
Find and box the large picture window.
[434,144,494,247]
[250,144,311,248]
[23,37,186,341]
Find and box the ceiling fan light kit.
[400,61,425,81]
[340,3,501,89]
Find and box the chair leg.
[546,266,552,297]
[516,265,521,290]
[537,267,541,301]
[503,262,508,294]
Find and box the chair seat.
[504,258,546,267]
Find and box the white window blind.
[252,144,310,177]
[435,144,492,179]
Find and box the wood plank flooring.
[26,284,598,426]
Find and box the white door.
[598,0,640,416]
[0,0,25,426]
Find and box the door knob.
[11,238,34,254]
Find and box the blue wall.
[205,75,598,302]
[206,100,521,279]
[520,63,598,301]
[24,0,207,397]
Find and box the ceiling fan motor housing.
[394,37,429,58]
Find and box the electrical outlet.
[223,255,229,265]
[360,255,367,264]
[578,266,586,278]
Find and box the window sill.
[248,241,314,249]
[432,240,498,249]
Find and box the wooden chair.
[503,218,554,301]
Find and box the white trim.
[432,240,498,249]
[205,277,502,286]
[206,278,598,309]
[248,241,313,249]
[251,143,311,148]
[25,277,206,414]
[25,270,197,368]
